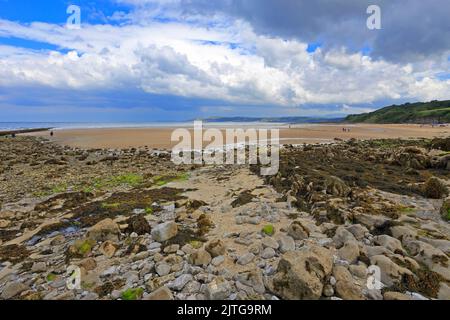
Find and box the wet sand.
[25,123,450,149]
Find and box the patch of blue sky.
[0,37,60,51]
[361,45,373,56]
[193,39,245,51]
[0,0,131,25]
[435,72,450,80]
[306,42,322,53]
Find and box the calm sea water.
[0,121,288,131]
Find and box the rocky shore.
[0,136,449,300]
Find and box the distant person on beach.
[50,131,54,137]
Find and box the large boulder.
[287,220,310,240]
[87,218,120,242]
[325,176,351,197]
[370,255,413,287]
[205,239,226,258]
[338,241,360,264]
[272,245,333,300]
[1,282,29,299]
[333,226,356,248]
[188,249,212,267]
[205,277,232,300]
[423,176,448,199]
[276,234,295,253]
[151,222,178,242]
[126,214,151,235]
[374,235,404,254]
[403,240,449,281]
[333,266,365,300]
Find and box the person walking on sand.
[50,131,54,137]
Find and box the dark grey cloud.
[151,0,450,62]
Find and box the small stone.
[262,237,279,250]
[169,274,193,291]
[144,286,174,300]
[31,262,47,273]
[205,277,232,300]
[323,284,334,297]
[188,249,212,267]
[261,247,276,259]
[235,269,265,294]
[151,222,178,242]
[79,257,97,271]
[87,218,120,242]
[0,219,11,228]
[205,240,226,257]
[383,292,413,300]
[211,256,225,267]
[247,217,261,225]
[156,263,171,276]
[287,220,310,240]
[164,244,180,254]
[148,242,162,250]
[276,234,295,253]
[237,252,255,265]
[99,240,118,258]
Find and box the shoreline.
[21,123,450,150]
[0,128,53,136]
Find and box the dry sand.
[25,123,450,149]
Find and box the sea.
[0,121,289,131]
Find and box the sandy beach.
[25,123,450,149]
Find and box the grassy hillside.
[345,100,450,123]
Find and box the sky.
[0,0,449,122]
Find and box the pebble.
[237,253,255,265]
[262,237,279,250]
[261,247,276,259]
[156,263,171,276]
[211,256,225,267]
[169,274,193,291]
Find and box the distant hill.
[345,100,450,124]
[202,116,344,124]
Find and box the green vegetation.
[73,173,144,194]
[145,207,154,215]
[46,273,57,282]
[121,287,144,300]
[101,202,121,209]
[345,100,450,123]
[262,224,275,236]
[33,172,189,198]
[51,183,68,194]
[72,239,95,257]
[445,208,450,222]
[153,173,190,186]
[189,240,203,249]
[397,206,416,215]
[111,174,143,187]
[33,182,69,197]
